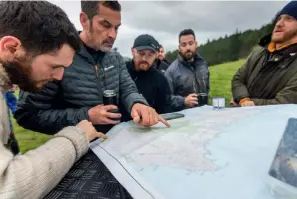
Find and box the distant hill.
[165,23,274,66]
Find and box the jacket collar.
[77,43,106,64]
[258,33,272,48]
[77,31,106,64]
[178,53,204,67]
[259,33,297,58]
[0,64,12,93]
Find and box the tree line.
[165,23,274,66]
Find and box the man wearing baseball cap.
[232,1,297,106]
[120,34,173,121]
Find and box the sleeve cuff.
[54,126,89,161]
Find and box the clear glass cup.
[212,97,225,110]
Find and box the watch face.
[269,118,297,188]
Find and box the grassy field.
[12,59,245,153]
[208,59,245,103]
[12,91,52,152]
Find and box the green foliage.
[166,23,274,66]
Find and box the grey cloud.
[114,1,289,56]
[121,1,286,34]
[52,1,290,57]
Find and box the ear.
[131,48,135,56]
[0,36,22,61]
[80,12,90,30]
[195,40,198,46]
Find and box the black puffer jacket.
[120,60,173,121]
[14,45,148,134]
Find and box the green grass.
[12,59,244,153]
[209,59,245,104]
[11,90,51,152]
[13,120,52,153]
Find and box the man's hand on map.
[184,93,198,107]
[76,120,107,141]
[131,103,171,128]
[88,104,122,125]
[230,97,239,107]
[240,100,255,107]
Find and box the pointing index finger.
[158,115,171,128]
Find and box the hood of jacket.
[258,33,272,48]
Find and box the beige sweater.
[0,65,90,199]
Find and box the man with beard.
[155,44,171,74]
[0,1,107,198]
[15,0,170,135]
[232,1,297,106]
[165,29,210,111]
[120,34,173,121]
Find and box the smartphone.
[138,113,185,123]
[160,113,185,121]
[268,118,297,188]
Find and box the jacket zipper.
[94,64,98,78]
[96,63,106,88]
[189,66,200,93]
[102,66,105,79]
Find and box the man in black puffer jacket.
[15,1,169,134]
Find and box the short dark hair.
[81,0,121,19]
[0,1,81,55]
[158,44,164,52]
[179,29,196,42]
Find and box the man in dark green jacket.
[232,1,297,107]
[15,0,169,134]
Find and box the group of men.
[1,0,297,198]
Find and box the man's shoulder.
[151,68,169,83]
[151,67,163,76]
[104,51,125,62]
[167,59,179,70]
[74,50,124,66]
[195,53,208,67]
[247,46,266,63]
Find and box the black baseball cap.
[132,34,159,52]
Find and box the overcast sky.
[51,1,288,58]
